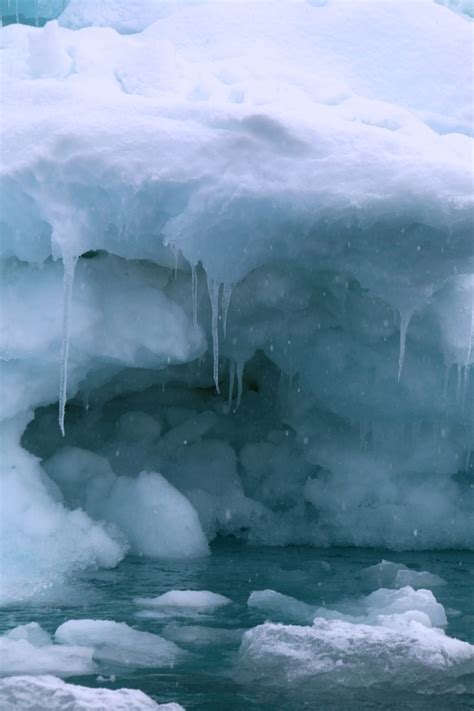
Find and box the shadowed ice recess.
[0,0,473,709]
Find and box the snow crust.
[0,675,183,710]
[0,0,473,602]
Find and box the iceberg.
[0,0,472,607]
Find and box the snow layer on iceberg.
[0,675,183,711]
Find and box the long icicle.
[221,283,233,338]
[207,277,221,393]
[442,364,450,401]
[236,360,245,410]
[173,248,179,280]
[456,364,462,404]
[191,263,198,327]
[397,309,413,383]
[227,359,236,412]
[461,290,474,411]
[59,254,78,437]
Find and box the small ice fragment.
[135,590,232,609]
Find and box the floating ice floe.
[239,617,474,690]
[0,623,95,677]
[0,675,184,711]
[135,590,232,610]
[362,560,447,590]
[55,619,185,668]
[240,583,474,690]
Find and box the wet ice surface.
[1,540,473,711]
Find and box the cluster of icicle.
[56,252,473,436]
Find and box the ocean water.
[1,540,473,710]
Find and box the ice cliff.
[0,0,473,603]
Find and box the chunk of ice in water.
[315,586,448,628]
[135,589,232,609]
[55,619,184,668]
[98,472,210,559]
[239,618,474,689]
[363,560,447,590]
[5,622,52,647]
[0,626,95,678]
[248,589,316,625]
[0,675,183,710]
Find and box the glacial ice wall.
[0,0,473,602]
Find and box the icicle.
[221,283,233,338]
[397,310,413,382]
[58,254,78,437]
[34,0,39,26]
[461,291,474,410]
[227,359,236,411]
[207,277,221,393]
[15,0,19,23]
[236,360,244,410]
[456,364,462,404]
[461,365,471,413]
[173,248,179,280]
[191,263,198,327]
[443,364,451,400]
[468,290,474,367]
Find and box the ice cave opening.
[2,246,471,609]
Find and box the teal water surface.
[1,540,473,710]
